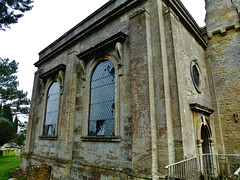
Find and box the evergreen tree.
[13,120,27,147]
[0,58,30,146]
[0,0,34,31]
[0,0,33,146]
[0,105,3,118]
[0,117,16,146]
[3,105,13,122]
[0,58,30,115]
[14,115,18,132]
[14,133,25,147]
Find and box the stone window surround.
[77,32,126,142]
[81,55,121,142]
[38,64,66,140]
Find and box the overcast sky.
[0,0,206,100]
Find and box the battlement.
[205,0,240,37]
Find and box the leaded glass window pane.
[88,60,115,136]
[192,65,200,88]
[43,82,60,136]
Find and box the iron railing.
[165,154,240,180]
[234,167,240,180]
[165,156,199,179]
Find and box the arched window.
[43,82,60,136]
[88,60,115,136]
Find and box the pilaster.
[129,6,155,177]
[21,72,40,170]
[55,51,79,177]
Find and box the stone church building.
[21,0,240,179]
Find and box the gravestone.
[14,148,21,157]
[6,149,9,154]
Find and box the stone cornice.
[35,0,144,67]
[35,0,207,67]
[190,103,214,115]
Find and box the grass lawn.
[0,150,21,180]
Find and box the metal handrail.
[165,154,240,180]
[165,156,199,180]
[234,167,240,180]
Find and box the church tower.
[205,0,240,37]
[205,0,240,154]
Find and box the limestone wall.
[205,0,240,155]
[164,8,213,160]
[21,0,226,179]
[205,0,240,37]
[206,29,240,154]
[23,1,148,179]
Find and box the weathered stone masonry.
[21,0,240,179]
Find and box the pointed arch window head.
[43,82,60,136]
[88,60,115,136]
